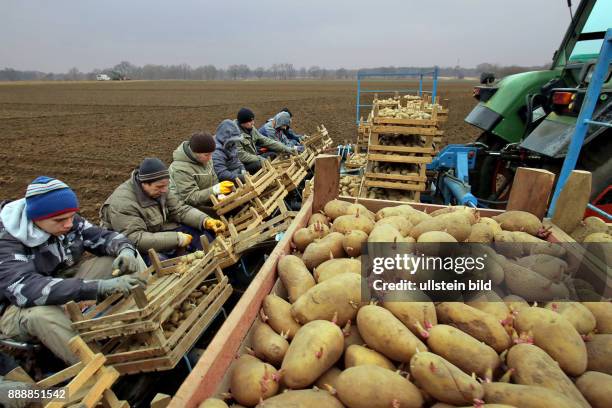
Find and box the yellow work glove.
[212,181,235,195]
[204,218,227,234]
[177,232,193,247]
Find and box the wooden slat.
[370,125,439,135]
[364,172,427,183]
[506,167,556,219]
[364,179,426,192]
[372,117,438,126]
[368,144,434,154]
[367,154,432,164]
[37,363,84,388]
[313,155,340,214]
[551,170,592,234]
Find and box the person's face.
[141,179,169,199]
[34,211,77,236]
[241,119,255,130]
[195,152,212,164]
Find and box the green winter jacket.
[99,171,208,253]
[235,120,293,166]
[169,141,218,209]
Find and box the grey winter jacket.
[0,199,135,309]
[212,119,246,182]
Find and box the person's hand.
[295,145,305,153]
[97,276,146,299]
[111,248,139,276]
[177,232,193,247]
[289,148,298,156]
[204,218,227,234]
[212,181,234,195]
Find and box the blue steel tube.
[548,28,612,217]
[432,66,438,104]
[419,74,423,96]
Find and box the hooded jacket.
[0,199,134,309]
[212,119,246,182]
[235,120,293,166]
[259,112,301,147]
[169,141,218,209]
[99,171,208,253]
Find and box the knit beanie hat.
[189,132,216,153]
[237,108,255,124]
[137,158,169,183]
[25,176,79,221]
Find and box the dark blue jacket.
[212,119,246,182]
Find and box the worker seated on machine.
[259,110,304,151]
[235,107,298,174]
[169,131,235,214]
[0,177,146,365]
[100,158,226,264]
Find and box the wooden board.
[367,153,433,164]
[551,170,593,234]
[506,168,556,219]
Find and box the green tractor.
[465,0,611,204]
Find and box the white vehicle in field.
[96,74,111,81]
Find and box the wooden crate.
[271,154,309,192]
[168,157,595,408]
[5,336,128,408]
[229,210,297,254]
[210,161,279,215]
[302,124,333,154]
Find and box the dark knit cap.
[281,107,293,117]
[138,158,169,183]
[189,132,216,153]
[237,107,255,124]
[25,176,79,221]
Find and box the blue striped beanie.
[25,176,79,221]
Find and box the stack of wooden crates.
[360,95,446,202]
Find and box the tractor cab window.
[569,1,612,61]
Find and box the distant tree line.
[0,61,550,81]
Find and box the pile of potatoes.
[339,176,362,198]
[199,201,611,408]
[161,280,214,339]
[570,216,611,243]
[174,250,206,274]
[365,187,417,202]
[345,153,367,168]
[377,106,432,120]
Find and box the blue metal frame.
[356,67,439,123]
[427,145,479,207]
[548,28,612,219]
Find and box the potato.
[198,398,229,408]
[346,203,376,221]
[336,365,423,408]
[515,254,567,283]
[433,405,513,408]
[468,222,495,243]
[252,322,289,366]
[410,352,483,405]
[493,231,524,258]
[344,344,395,370]
[503,295,529,314]
[571,216,608,242]
[429,206,478,224]
[576,371,612,408]
[278,255,316,303]
[479,217,502,234]
[291,273,361,326]
[293,223,330,252]
[482,382,579,408]
[466,291,510,322]
[507,344,590,408]
[416,231,457,243]
[308,212,330,227]
[281,320,344,389]
[314,258,361,282]
[302,232,345,270]
[410,213,472,242]
[492,211,542,236]
[315,367,342,391]
[357,305,427,362]
[427,324,500,378]
[584,232,612,242]
[501,259,569,301]
[332,213,375,235]
[342,230,368,257]
[582,302,612,334]
[367,224,402,243]
[374,216,412,236]
[544,301,597,335]
[586,334,612,374]
[382,295,437,340]
[343,320,364,351]
[230,355,279,406]
[436,302,511,352]
[514,307,587,376]
[262,294,301,339]
[375,204,415,220]
[255,389,344,408]
[323,199,351,220]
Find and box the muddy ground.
[0,79,480,219]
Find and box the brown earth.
[0,79,480,220]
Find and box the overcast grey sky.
[1,0,572,72]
